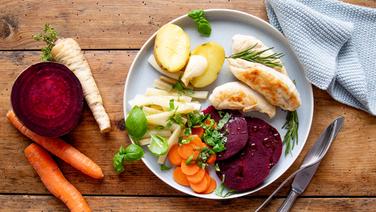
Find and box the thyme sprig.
[282,110,299,155]
[228,43,284,69]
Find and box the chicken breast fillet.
[228,58,301,111]
[232,34,287,75]
[209,81,276,118]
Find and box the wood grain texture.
[1,51,376,196]
[0,195,376,212]
[0,0,374,50]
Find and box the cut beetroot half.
[11,62,84,137]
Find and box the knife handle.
[277,189,299,212]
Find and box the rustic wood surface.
[0,0,375,211]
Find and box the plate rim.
[123,8,314,199]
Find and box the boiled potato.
[191,42,225,88]
[154,24,190,73]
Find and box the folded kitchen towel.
[265,0,376,115]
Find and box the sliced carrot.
[186,168,206,184]
[207,154,216,165]
[181,161,200,176]
[191,127,204,137]
[203,177,217,194]
[178,143,194,160]
[190,172,210,193]
[168,144,182,166]
[173,167,190,186]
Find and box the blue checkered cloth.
[265,0,376,115]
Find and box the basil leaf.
[124,144,144,161]
[112,144,144,174]
[126,106,147,141]
[148,135,169,156]
[188,9,211,36]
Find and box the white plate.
[123,9,313,199]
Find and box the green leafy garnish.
[160,164,171,171]
[196,147,215,168]
[126,106,148,142]
[228,43,284,69]
[113,144,144,173]
[185,154,194,165]
[169,99,175,111]
[168,112,185,127]
[215,175,237,197]
[187,111,209,128]
[217,112,231,130]
[188,10,212,36]
[203,129,226,152]
[148,135,169,156]
[282,110,299,155]
[172,80,194,96]
[183,128,192,136]
[214,163,220,172]
[33,24,59,61]
[179,136,193,145]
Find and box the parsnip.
[129,95,198,110]
[142,106,163,115]
[51,38,111,133]
[158,125,181,164]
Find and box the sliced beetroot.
[218,141,270,191]
[217,117,248,161]
[202,105,221,122]
[246,117,282,168]
[11,62,83,137]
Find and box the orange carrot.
[191,127,204,137]
[190,172,210,193]
[173,167,190,186]
[189,135,205,149]
[24,143,91,212]
[7,110,104,179]
[181,161,200,176]
[186,168,206,184]
[178,143,194,160]
[207,154,216,165]
[203,177,217,194]
[168,144,182,166]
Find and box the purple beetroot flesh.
[246,117,282,168]
[217,117,248,161]
[11,62,84,137]
[218,141,270,191]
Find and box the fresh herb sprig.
[188,10,211,36]
[113,144,144,173]
[228,43,284,69]
[282,110,299,155]
[33,24,59,61]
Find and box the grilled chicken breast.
[228,58,301,111]
[209,81,276,118]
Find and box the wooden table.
[1,0,375,211]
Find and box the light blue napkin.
[265,0,376,115]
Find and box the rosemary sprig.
[282,110,299,155]
[33,24,58,61]
[228,43,284,69]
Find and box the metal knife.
[277,117,344,212]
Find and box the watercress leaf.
[126,106,148,141]
[160,164,171,171]
[148,135,169,156]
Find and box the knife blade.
[277,117,344,212]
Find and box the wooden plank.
[1,50,376,196]
[0,0,374,50]
[0,195,375,211]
